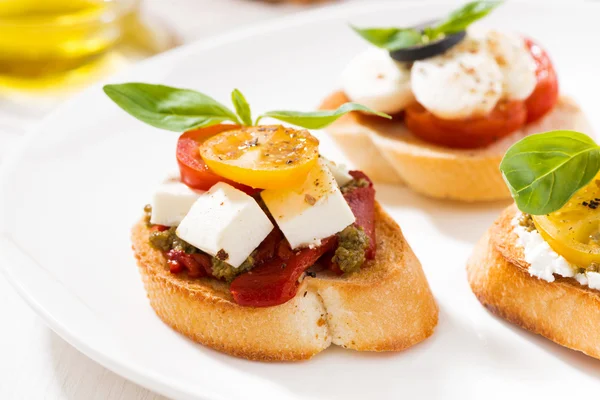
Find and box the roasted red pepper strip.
[230,236,337,307]
[166,250,210,278]
[344,171,376,260]
[253,229,283,265]
[192,253,213,276]
[166,231,281,279]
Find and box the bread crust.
[132,202,438,361]
[467,206,600,359]
[320,92,591,201]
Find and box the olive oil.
[0,0,133,77]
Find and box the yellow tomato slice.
[199,125,319,189]
[532,174,600,268]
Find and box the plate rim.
[0,0,598,399]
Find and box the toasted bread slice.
[320,92,591,201]
[132,202,438,361]
[467,205,600,360]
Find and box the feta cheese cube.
[261,159,356,249]
[176,182,273,268]
[150,175,204,227]
[321,157,353,187]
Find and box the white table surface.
[0,1,364,399]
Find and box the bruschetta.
[104,83,438,361]
[320,1,591,201]
[468,130,600,359]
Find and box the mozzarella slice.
[412,50,503,120]
[150,175,204,227]
[478,30,537,100]
[176,182,273,268]
[321,157,353,187]
[261,159,356,249]
[341,48,414,114]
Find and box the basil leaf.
[431,1,503,37]
[350,26,423,51]
[103,83,240,132]
[500,131,600,215]
[353,1,503,48]
[257,103,391,130]
[231,89,252,126]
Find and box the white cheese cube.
[176,182,274,268]
[150,176,204,226]
[321,157,353,187]
[261,159,356,249]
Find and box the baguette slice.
[132,202,438,361]
[467,205,600,360]
[320,92,591,201]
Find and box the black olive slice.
[388,20,466,63]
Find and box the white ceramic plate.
[2,1,600,399]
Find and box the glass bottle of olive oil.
[0,0,136,77]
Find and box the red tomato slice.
[176,124,257,194]
[230,237,337,307]
[405,100,527,149]
[524,37,559,123]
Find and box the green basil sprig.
[500,131,600,215]
[103,83,390,131]
[103,83,241,131]
[352,0,503,51]
[350,27,423,51]
[256,103,388,129]
[425,0,502,38]
[231,89,253,127]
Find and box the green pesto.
[341,178,369,194]
[517,213,536,232]
[149,227,197,254]
[333,225,369,274]
[211,256,255,282]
